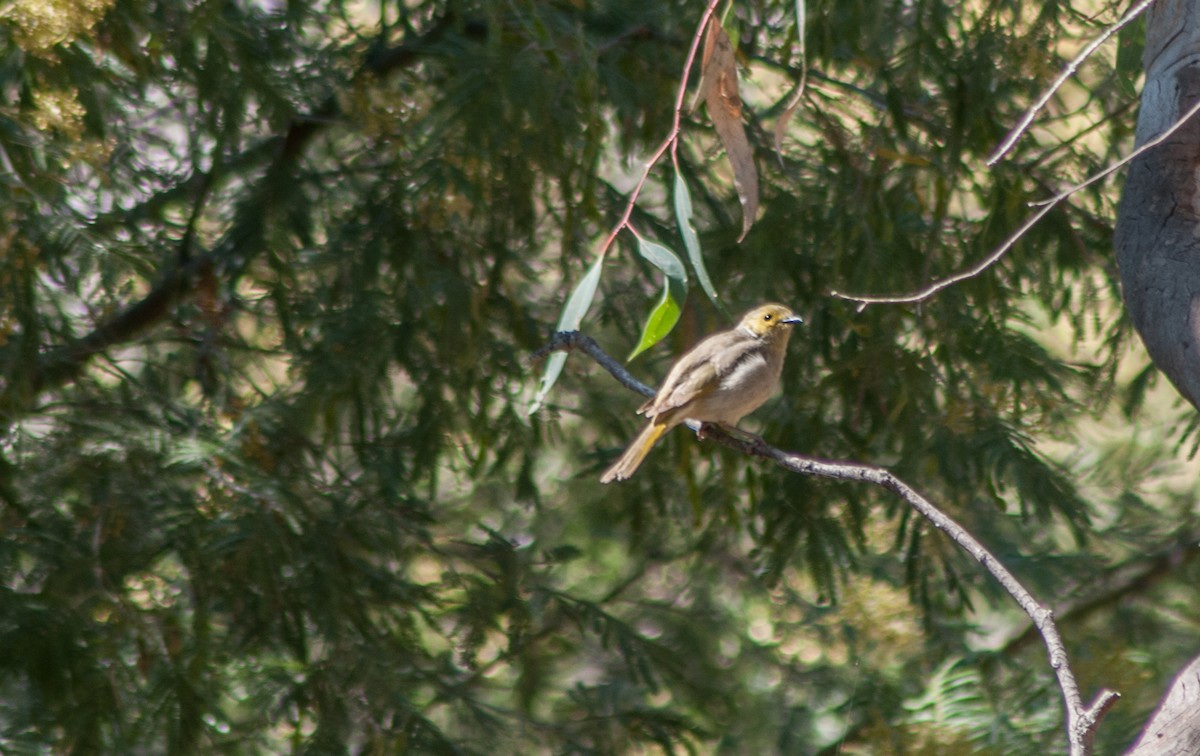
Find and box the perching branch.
[739,442,1120,756]
[531,331,655,400]
[538,331,1121,756]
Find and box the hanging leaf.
[627,238,688,361]
[673,171,722,309]
[698,17,758,242]
[773,0,809,158]
[528,252,606,415]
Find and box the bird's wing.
[640,330,760,419]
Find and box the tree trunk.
[1115,3,1200,751]
[1125,654,1200,755]
[1114,0,1200,410]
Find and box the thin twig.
[987,0,1158,166]
[831,88,1200,308]
[595,0,725,262]
[831,0,1165,309]
[540,333,1121,755]
[1030,96,1200,207]
[829,201,1058,307]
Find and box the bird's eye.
[763,313,773,321]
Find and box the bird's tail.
[600,422,668,483]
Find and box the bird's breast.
[684,349,782,425]
[721,350,779,397]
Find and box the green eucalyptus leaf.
[529,252,606,415]
[673,171,721,308]
[627,238,688,361]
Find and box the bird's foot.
[720,425,764,445]
[696,422,763,446]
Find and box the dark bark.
[1114,4,1200,751]
[1114,1,1200,411]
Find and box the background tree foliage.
[0,0,1197,753]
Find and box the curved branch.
[1030,96,1200,208]
[830,89,1200,309]
[540,331,1121,756]
[829,201,1059,307]
[744,441,1119,754]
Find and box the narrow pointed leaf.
[773,0,808,158]
[700,17,758,241]
[673,171,721,308]
[529,252,606,415]
[628,238,688,361]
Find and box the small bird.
[600,303,803,483]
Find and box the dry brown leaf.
[698,17,758,242]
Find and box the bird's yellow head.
[739,303,803,339]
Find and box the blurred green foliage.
[0,0,1196,753]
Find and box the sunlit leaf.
[529,252,606,414]
[627,238,688,361]
[698,17,758,241]
[673,171,721,309]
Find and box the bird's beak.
[782,315,804,325]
